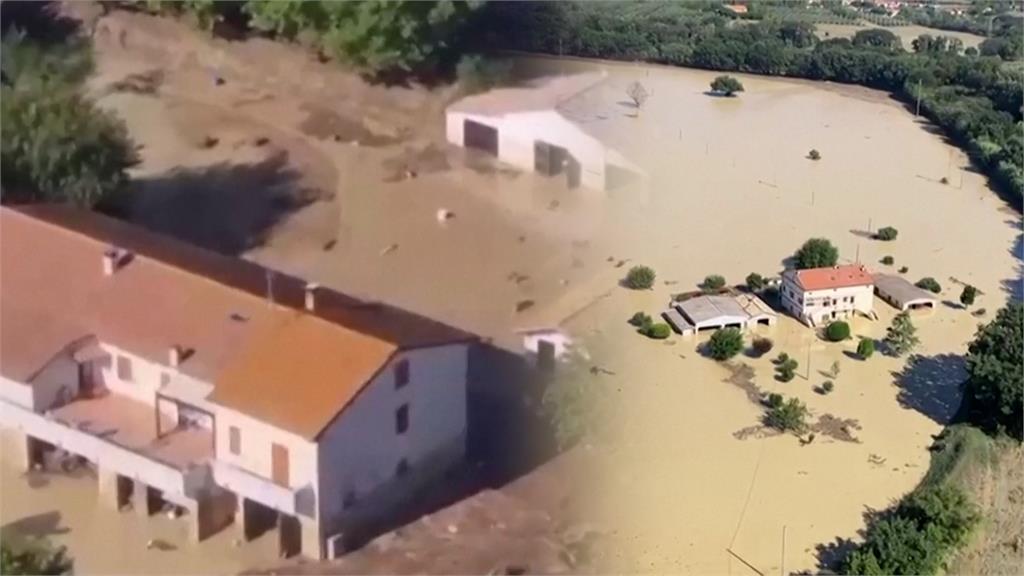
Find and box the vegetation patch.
[707,327,743,360]
[624,265,656,290]
[915,277,942,293]
[794,238,839,269]
[826,320,851,342]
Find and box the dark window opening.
[395,404,409,435]
[394,359,410,389]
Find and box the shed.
[874,274,938,311]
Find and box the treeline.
[125,0,484,75]
[477,2,1024,203]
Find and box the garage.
[463,120,498,156]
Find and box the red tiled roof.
[791,264,874,291]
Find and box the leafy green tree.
[702,274,726,291]
[1,542,72,575]
[764,397,809,433]
[842,516,938,575]
[881,255,895,265]
[821,380,834,394]
[959,284,977,307]
[857,338,875,359]
[624,265,656,290]
[540,342,615,450]
[884,311,920,356]
[808,148,821,160]
[628,311,653,329]
[826,321,851,342]
[776,355,799,382]
[745,272,765,291]
[794,238,838,269]
[852,28,902,51]
[875,226,899,241]
[708,327,743,360]
[710,75,744,96]
[964,303,1023,439]
[915,277,942,293]
[643,323,672,339]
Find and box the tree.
[857,338,875,359]
[852,28,902,51]
[915,277,942,293]
[626,81,649,109]
[643,323,672,339]
[702,274,726,291]
[822,380,835,394]
[826,320,851,342]
[794,238,839,269]
[875,226,899,241]
[629,311,653,329]
[751,336,773,357]
[624,265,656,289]
[880,255,894,265]
[964,303,1023,439]
[710,75,744,96]
[959,284,977,307]
[708,327,744,360]
[745,272,765,292]
[808,148,821,160]
[1,541,72,575]
[764,397,809,433]
[540,341,615,450]
[884,311,920,356]
[776,355,799,382]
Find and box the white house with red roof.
[780,264,876,326]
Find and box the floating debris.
[380,243,398,256]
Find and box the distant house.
[446,72,642,191]
[874,274,938,311]
[0,205,475,560]
[780,264,875,326]
[662,293,776,336]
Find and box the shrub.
[766,392,784,408]
[644,323,672,340]
[764,397,809,432]
[964,304,1023,439]
[857,338,875,359]
[808,149,821,160]
[626,81,649,109]
[874,226,899,241]
[775,352,790,364]
[880,255,894,265]
[624,266,656,290]
[751,336,774,357]
[959,284,977,307]
[629,311,653,328]
[745,272,765,291]
[708,327,744,360]
[1,541,72,575]
[940,176,950,184]
[702,274,726,291]
[915,277,942,293]
[776,356,799,382]
[884,311,920,356]
[826,320,851,342]
[822,380,835,394]
[794,238,838,269]
[898,266,909,274]
[710,75,744,96]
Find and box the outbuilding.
[874,274,938,311]
[662,293,776,336]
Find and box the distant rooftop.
[446,72,608,117]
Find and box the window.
[394,359,410,389]
[117,356,133,382]
[229,426,241,455]
[395,458,410,478]
[395,404,409,435]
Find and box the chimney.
[102,248,119,276]
[168,345,181,368]
[305,282,320,312]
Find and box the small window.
[117,356,133,382]
[229,426,241,455]
[395,458,410,478]
[394,359,410,389]
[395,404,409,435]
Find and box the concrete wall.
[316,344,469,541]
[781,279,874,322]
[30,352,79,411]
[447,110,607,190]
[0,376,36,409]
[99,343,180,422]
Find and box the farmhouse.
[873,273,938,311]
[0,205,475,560]
[662,293,776,336]
[446,72,641,191]
[780,264,876,326]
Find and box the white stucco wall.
[0,376,35,409]
[99,343,185,421]
[29,352,79,411]
[316,344,469,532]
[447,110,607,190]
[781,278,874,322]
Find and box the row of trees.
[479,2,1023,203]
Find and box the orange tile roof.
[790,264,874,291]
[1,205,474,439]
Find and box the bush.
[899,266,910,274]
[751,336,774,357]
[629,311,653,328]
[794,238,838,269]
[764,397,809,433]
[643,323,672,340]
[702,274,726,291]
[624,266,656,290]
[880,255,894,265]
[857,338,875,359]
[766,392,784,408]
[822,380,835,394]
[776,355,799,382]
[915,277,942,293]
[959,284,977,307]
[1,541,72,575]
[710,75,744,96]
[708,327,744,360]
[745,272,765,291]
[875,226,899,241]
[808,149,821,160]
[826,320,851,342]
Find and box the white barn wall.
[316,344,469,535]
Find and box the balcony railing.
[211,460,304,517]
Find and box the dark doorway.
[464,120,498,156]
[566,156,581,189]
[78,362,100,398]
[534,140,568,176]
[536,340,556,373]
[278,514,302,558]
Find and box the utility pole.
[915,79,922,117]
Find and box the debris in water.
[253,136,270,147]
[515,300,535,313]
[380,243,398,256]
[436,209,455,223]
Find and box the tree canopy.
[794,238,839,269]
[964,303,1023,440]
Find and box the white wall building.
[0,205,475,559]
[780,264,876,326]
